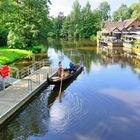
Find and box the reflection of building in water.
[100,48,140,77]
[97,18,140,59]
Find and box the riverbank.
[0,44,48,65]
[0,47,32,65]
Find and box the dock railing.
[0,59,57,93]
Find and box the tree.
[0,0,51,49]
[112,4,131,21]
[69,0,81,38]
[98,1,111,21]
[0,0,13,46]
[61,0,103,38]
[92,9,102,35]
[50,12,64,37]
[61,16,70,37]
[80,2,94,38]
[129,3,140,19]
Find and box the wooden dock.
[0,66,57,126]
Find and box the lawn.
[0,47,32,65]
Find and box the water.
[1,39,140,140]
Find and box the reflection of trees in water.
[47,39,101,72]
[47,38,96,51]
[64,49,100,73]
[47,38,140,77]
[0,92,50,139]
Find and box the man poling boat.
[47,62,84,85]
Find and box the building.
[97,18,140,57]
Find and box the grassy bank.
[0,47,32,65]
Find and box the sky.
[49,0,139,17]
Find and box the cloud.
[49,0,73,16]
[49,0,139,17]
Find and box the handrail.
[22,72,41,93]
[0,59,56,92]
[8,59,49,79]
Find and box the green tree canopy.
[60,0,103,38]
[80,2,95,38]
[50,12,64,38]
[98,1,111,21]
[69,0,81,38]
[112,4,131,21]
[0,0,51,49]
[129,3,140,19]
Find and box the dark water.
[1,39,140,140]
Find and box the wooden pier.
[0,66,57,126]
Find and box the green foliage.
[32,45,46,53]
[129,3,140,19]
[61,16,70,37]
[69,0,81,38]
[59,1,102,39]
[48,32,55,37]
[80,2,93,38]
[90,35,97,41]
[0,47,32,64]
[0,26,8,46]
[112,4,131,21]
[98,1,111,21]
[7,30,26,49]
[134,39,140,45]
[112,2,140,21]
[1,0,140,45]
[0,0,51,49]
[50,12,64,38]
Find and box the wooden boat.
[47,65,83,85]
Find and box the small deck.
[0,66,57,126]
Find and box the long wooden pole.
[58,72,63,102]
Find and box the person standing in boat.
[58,61,64,77]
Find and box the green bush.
[32,45,46,53]
[90,35,97,41]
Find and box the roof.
[103,18,140,32]
[103,21,125,31]
[123,18,138,28]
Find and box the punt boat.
[47,65,83,85]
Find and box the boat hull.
[48,66,83,85]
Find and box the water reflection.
[0,90,50,139]
[47,39,140,77]
[0,72,81,139]
[1,39,140,140]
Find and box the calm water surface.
[1,39,140,140]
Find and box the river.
[0,39,140,140]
